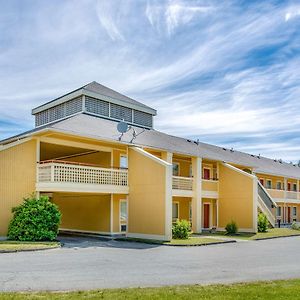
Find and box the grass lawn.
[1,279,300,299]
[0,241,60,252]
[116,236,230,246]
[201,228,300,240]
[164,237,228,245]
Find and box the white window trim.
[119,199,128,233]
[203,167,212,180]
[119,154,128,169]
[276,180,282,190]
[266,179,272,189]
[293,206,297,217]
[172,201,180,222]
[172,162,180,177]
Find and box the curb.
[254,234,300,241]
[0,244,61,254]
[163,240,236,247]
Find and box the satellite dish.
[117,121,128,133]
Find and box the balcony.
[266,188,285,199]
[172,176,193,197]
[36,160,129,194]
[202,178,219,198]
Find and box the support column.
[161,151,173,240]
[192,157,202,233]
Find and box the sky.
[1,0,300,162]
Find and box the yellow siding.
[0,140,37,235]
[52,193,111,232]
[128,148,167,236]
[173,197,190,221]
[218,164,255,231]
[113,149,127,168]
[173,158,191,177]
[202,180,218,191]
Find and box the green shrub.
[8,195,61,241]
[172,220,192,239]
[291,221,300,230]
[225,220,238,235]
[257,213,268,232]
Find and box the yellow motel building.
[0,81,299,241]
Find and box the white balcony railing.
[172,176,193,191]
[38,160,128,187]
[286,191,298,200]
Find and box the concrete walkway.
[0,235,299,292]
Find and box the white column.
[297,180,299,200]
[161,151,173,240]
[110,195,113,233]
[192,157,202,233]
[284,178,287,199]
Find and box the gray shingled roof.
[47,113,300,179]
[32,81,156,114]
[2,113,300,179]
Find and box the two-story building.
[0,82,298,240]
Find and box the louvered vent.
[110,103,132,122]
[65,97,82,116]
[134,110,153,128]
[35,97,82,126]
[85,96,109,117]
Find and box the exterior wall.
[218,164,256,232]
[52,193,111,233]
[202,180,218,191]
[275,202,300,223]
[173,157,191,177]
[112,194,127,232]
[173,197,191,221]
[0,140,37,235]
[128,148,172,240]
[64,152,111,167]
[113,149,127,168]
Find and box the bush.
[8,195,61,241]
[172,220,192,239]
[257,213,269,232]
[225,220,238,235]
[291,221,300,230]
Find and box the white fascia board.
[32,89,84,114]
[83,90,157,116]
[131,147,172,167]
[254,170,300,181]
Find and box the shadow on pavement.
[58,234,161,250]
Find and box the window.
[276,207,281,217]
[203,168,211,180]
[120,200,128,232]
[189,164,193,177]
[189,202,192,221]
[172,163,179,176]
[172,202,179,221]
[293,207,297,216]
[120,155,128,169]
[276,181,282,190]
[266,180,272,189]
[293,183,297,192]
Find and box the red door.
[288,183,291,191]
[288,207,291,223]
[204,204,210,228]
[259,179,264,186]
[203,169,210,180]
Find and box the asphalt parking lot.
[0,235,299,292]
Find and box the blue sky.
[1,0,300,161]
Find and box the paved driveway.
[0,235,300,292]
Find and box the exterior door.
[259,179,264,186]
[288,183,291,191]
[288,207,291,223]
[204,204,210,228]
[203,169,210,180]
